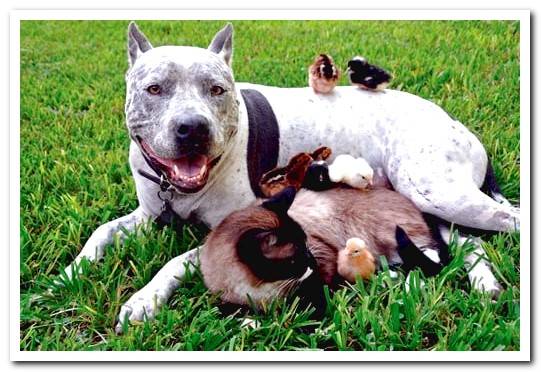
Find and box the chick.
[337,238,377,282]
[259,153,314,197]
[303,160,334,191]
[308,54,340,94]
[327,154,374,189]
[347,56,392,91]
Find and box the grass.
[20,20,520,351]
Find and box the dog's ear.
[208,23,233,66]
[127,21,153,67]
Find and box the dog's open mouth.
[139,139,215,193]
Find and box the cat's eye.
[266,234,277,246]
[210,85,226,96]
[147,85,161,95]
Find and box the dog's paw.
[471,277,504,300]
[510,211,520,231]
[469,266,504,299]
[60,262,81,281]
[115,289,164,334]
[404,272,426,293]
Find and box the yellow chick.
[328,154,374,189]
[337,238,376,282]
[308,54,340,94]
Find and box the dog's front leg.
[61,206,151,281]
[115,247,199,334]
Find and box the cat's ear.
[262,186,297,215]
[237,228,282,281]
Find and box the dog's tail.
[394,226,446,277]
[480,155,514,208]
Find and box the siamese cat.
[200,184,449,318]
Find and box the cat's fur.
[200,185,448,312]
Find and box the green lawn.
[20,20,520,351]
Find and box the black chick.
[347,56,392,91]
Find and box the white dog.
[58,23,519,332]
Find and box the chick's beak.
[367,174,374,186]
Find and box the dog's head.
[125,22,239,193]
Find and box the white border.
[10,11,22,365]
[10,9,531,362]
[7,9,531,20]
[519,16,531,360]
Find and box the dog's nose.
[174,115,210,140]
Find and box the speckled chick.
[308,54,340,94]
[337,238,377,282]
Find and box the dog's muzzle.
[135,115,220,193]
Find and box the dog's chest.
[172,157,256,228]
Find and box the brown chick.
[337,238,376,282]
[308,54,340,94]
[259,152,314,197]
[259,147,333,197]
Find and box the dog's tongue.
[161,155,208,179]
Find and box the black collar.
[240,88,280,198]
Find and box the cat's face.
[237,187,315,282]
[200,187,326,317]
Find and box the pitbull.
[60,22,520,332]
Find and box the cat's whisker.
[285,278,304,297]
[278,279,291,292]
[298,267,313,282]
[278,278,297,296]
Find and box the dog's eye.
[147,85,161,95]
[210,85,226,96]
